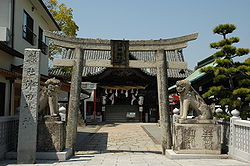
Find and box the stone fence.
[0,116,18,160]
[229,116,250,162]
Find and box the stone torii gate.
[45,31,198,154]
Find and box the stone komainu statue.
[176,80,213,120]
[39,78,60,117]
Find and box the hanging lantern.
[109,89,113,93]
[115,89,118,97]
[109,93,115,105]
[131,89,134,94]
[121,89,124,94]
[138,96,144,105]
[125,90,128,97]
[105,89,108,95]
[135,89,138,96]
[102,96,107,105]
[131,94,136,105]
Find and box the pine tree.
[201,24,250,119]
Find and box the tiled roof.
[49,49,192,79]
[168,60,217,91]
[130,50,190,77]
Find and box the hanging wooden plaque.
[111,40,129,67]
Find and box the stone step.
[105,119,140,123]
[165,150,229,159]
[6,148,73,161]
[104,105,140,122]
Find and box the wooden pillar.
[65,47,84,153]
[93,89,97,121]
[156,49,173,154]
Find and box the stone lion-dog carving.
[176,80,213,120]
[39,78,60,117]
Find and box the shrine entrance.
[105,105,140,122]
[81,66,158,123]
[45,31,198,154]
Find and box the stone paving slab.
[1,123,249,166]
[76,123,161,154]
[141,123,161,144]
[2,153,250,166]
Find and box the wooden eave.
[0,67,21,78]
[0,42,24,58]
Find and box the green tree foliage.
[45,0,79,36]
[43,0,79,58]
[201,24,250,119]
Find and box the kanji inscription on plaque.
[111,40,129,67]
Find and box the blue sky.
[59,0,250,69]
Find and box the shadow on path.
[76,132,108,152]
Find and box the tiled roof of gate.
[49,49,192,79]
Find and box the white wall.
[13,0,52,76]
[0,0,13,47]
[0,0,55,76]
[0,0,12,29]
[0,0,57,116]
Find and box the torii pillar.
[156,50,172,153]
[65,47,84,153]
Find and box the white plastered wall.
[0,0,12,29]
[13,0,51,76]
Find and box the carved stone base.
[37,116,65,152]
[173,123,221,154]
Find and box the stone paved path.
[1,123,250,166]
[76,123,161,154]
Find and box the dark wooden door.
[0,82,6,116]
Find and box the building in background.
[0,0,60,159]
[0,0,60,116]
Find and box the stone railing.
[0,116,18,159]
[229,110,250,162]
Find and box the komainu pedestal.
[37,116,65,152]
[173,122,221,154]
